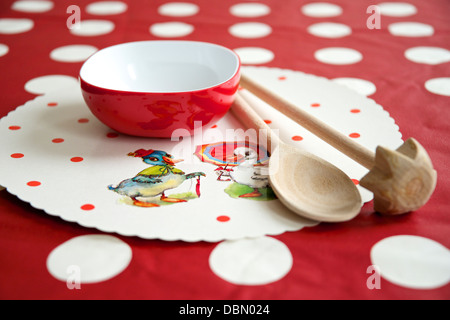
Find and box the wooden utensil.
[239,73,437,215]
[231,92,363,222]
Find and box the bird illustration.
[108,149,205,207]
[228,147,270,198]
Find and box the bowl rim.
[79,40,241,94]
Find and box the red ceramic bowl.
[79,41,241,137]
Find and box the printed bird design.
[228,147,270,198]
[108,149,205,207]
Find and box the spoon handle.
[231,92,280,154]
[239,73,375,170]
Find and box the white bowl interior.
[80,41,240,93]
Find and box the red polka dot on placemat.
[349,133,360,138]
[27,181,41,187]
[52,138,64,143]
[217,215,230,222]
[47,102,58,107]
[11,153,24,158]
[80,204,95,211]
[292,135,303,141]
[78,118,89,123]
[70,157,84,162]
[8,125,21,130]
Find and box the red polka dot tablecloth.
[1,0,449,301]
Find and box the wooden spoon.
[231,92,363,222]
[239,73,437,215]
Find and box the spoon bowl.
[269,142,362,222]
[232,91,362,222]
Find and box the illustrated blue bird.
[108,149,205,207]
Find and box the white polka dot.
[229,3,270,17]
[229,22,272,39]
[209,236,293,285]
[371,235,450,289]
[315,47,363,65]
[47,235,132,284]
[0,43,9,57]
[158,2,199,17]
[70,20,115,37]
[388,22,434,37]
[405,47,450,65]
[12,0,54,13]
[301,2,342,18]
[332,77,377,96]
[234,47,274,65]
[307,22,351,38]
[149,22,194,38]
[25,75,79,95]
[378,2,417,17]
[425,78,450,97]
[0,18,34,34]
[50,45,97,63]
[86,1,127,15]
